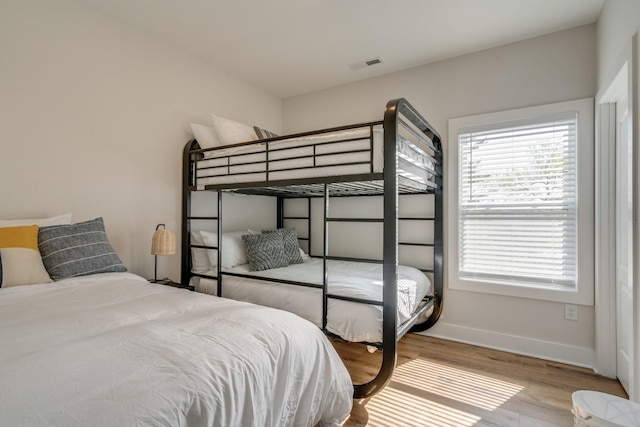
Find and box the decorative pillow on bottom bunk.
[241,232,289,272]
[0,225,52,287]
[261,228,303,265]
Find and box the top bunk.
[183,98,442,198]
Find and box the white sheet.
[194,127,435,188]
[0,272,353,427]
[195,258,431,343]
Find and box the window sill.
[448,277,594,306]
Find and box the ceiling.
[76,0,604,98]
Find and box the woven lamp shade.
[151,226,176,256]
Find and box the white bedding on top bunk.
[0,272,353,427]
[195,258,431,343]
[195,127,435,187]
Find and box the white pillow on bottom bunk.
[200,230,249,269]
[190,231,211,273]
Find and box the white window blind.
[458,113,578,288]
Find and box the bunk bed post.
[322,184,329,333]
[353,99,401,398]
[380,98,400,392]
[401,101,444,332]
[408,152,443,331]
[181,140,197,285]
[276,196,284,229]
[421,137,444,328]
[217,191,223,297]
[307,197,312,256]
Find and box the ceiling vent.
[348,57,384,71]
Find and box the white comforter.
[0,272,353,427]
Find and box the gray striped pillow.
[38,217,127,280]
[253,126,279,140]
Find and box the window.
[448,99,594,304]
[459,115,577,287]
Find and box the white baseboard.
[421,321,596,371]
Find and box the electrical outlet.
[565,304,578,321]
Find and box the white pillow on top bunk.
[190,115,258,158]
[210,113,258,147]
[189,123,219,150]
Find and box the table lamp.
[151,223,176,282]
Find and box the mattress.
[194,258,432,344]
[0,272,353,427]
[194,127,435,188]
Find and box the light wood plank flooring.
[331,335,626,426]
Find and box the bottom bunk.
[191,255,433,344]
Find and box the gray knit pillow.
[262,228,303,265]
[242,233,288,272]
[38,218,127,280]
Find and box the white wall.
[283,25,597,367]
[597,1,640,88]
[0,0,281,281]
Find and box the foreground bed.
[0,272,353,427]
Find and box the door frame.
[595,33,638,398]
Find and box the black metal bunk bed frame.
[181,98,443,398]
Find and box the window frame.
[447,98,594,305]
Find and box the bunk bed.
[182,98,443,398]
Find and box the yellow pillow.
[0,225,52,287]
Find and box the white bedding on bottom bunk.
[0,272,353,427]
[196,258,431,344]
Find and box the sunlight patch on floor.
[393,358,524,410]
[365,386,482,427]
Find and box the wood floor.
[330,335,626,427]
